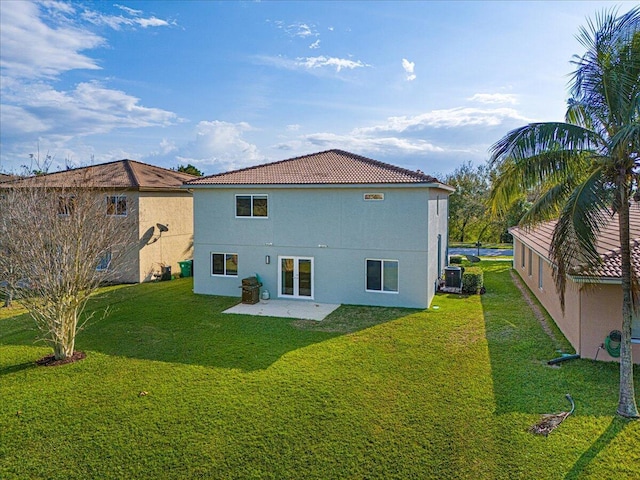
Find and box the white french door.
[278,256,314,299]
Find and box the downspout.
[445,195,450,264]
[578,283,583,357]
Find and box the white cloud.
[286,22,317,38]
[309,39,321,49]
[255,54,371,74]
[302,133,444,154]
[81,4,175,30]
[0,1,104,79]
[2,80,178,142]
[296,55,370,72]
[114,4,143,16]
[354,107,530,134]
[0,1,180,171]
[468,93,518,105]
[168,121,264,173]
[402,58,416,81]
[286,124,301,131]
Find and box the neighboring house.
[186,149,453,308]
[510,206,640,363]
[2,160,195,283]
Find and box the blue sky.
[1,1,636,177]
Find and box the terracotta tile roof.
[2,160,196,190]
[186,149,448,186]
[510,204,640,280]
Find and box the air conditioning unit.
[444,266,462,288]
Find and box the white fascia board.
[568,275,621,285]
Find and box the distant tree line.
[444,161,529,245]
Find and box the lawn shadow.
[564,418,629,479]
[479,261,631,417]
[0,362,36,376]
[0,279,413,372]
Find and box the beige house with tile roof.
[3,160,195,283]
[510,206,640,363]
[187,149,454,308]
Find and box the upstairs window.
[107,195,127,216]
[236,194,267,218]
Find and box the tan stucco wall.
[579,283,640,362]
[513,239,640,364]
[137,191,193,282]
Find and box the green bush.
[449,255,463,264]
[462,267,484,294]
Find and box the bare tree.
[0,175,136,360]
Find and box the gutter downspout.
[578,283,583,357]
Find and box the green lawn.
[1,261,638,479]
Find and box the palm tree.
[489,7,639,418]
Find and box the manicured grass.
[1,262,638,479]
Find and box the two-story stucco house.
[186,150,453,308]
[3,160,196,284]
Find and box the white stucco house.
[185,150,454,308]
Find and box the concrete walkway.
[223,299,340,321]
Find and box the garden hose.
[605,330,622,358]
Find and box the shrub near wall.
[462,267,484,294]
[449,256,463,264]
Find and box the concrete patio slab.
[223,299,340,321]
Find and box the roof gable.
[2,160,196,189]
[186,149,448,187]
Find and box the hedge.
[462,266,484,294]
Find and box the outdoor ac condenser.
[444,266,462,288]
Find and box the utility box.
[444,266,462,288]
[240,276,262,304]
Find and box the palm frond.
[489,132,594,216]
[550,168,612,309]
[571,7,640,138]
[489,122,602,165]
[520,173,585,225]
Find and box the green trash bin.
[178,260,193,278]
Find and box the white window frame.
[211,252,238,277]
[235,194,268,218]
[365,258,399,294]
[106,195,127,217]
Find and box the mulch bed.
[35,351,86,367]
